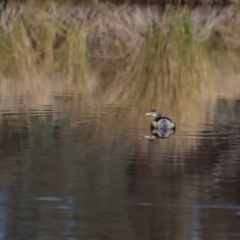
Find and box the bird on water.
[145,109,176,130]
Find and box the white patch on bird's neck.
[152,121,157,128]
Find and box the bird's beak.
[145,112,152,116]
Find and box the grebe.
[145,110,176,130]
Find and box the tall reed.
[0,1,92,87]
[106,12,214,109]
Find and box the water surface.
[0,92,240,240]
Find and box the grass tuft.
[105,11,215,111]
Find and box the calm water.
[0,94,240,240]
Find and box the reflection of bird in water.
[145,109,176,141]
[145,128,175,140]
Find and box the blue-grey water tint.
[0,96,240,240]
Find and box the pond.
[0,89,240,240]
